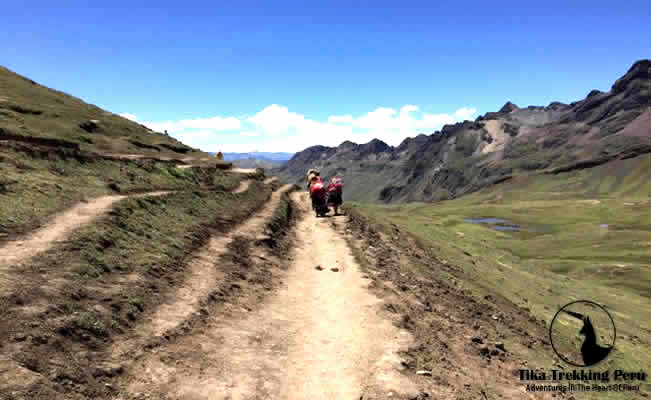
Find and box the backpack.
[310,181,326,199]
[328,177,342,194]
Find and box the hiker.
[216,151,224,161]
[306,168,320,190]
[327,176,343,215]
[309,175,329,217]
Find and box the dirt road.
[111,183,293,361]
[0,179,259,300]
[120,191,417,399]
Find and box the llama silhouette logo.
[549,300,616,367]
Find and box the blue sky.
[2,1,650,152]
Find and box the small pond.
[464,218,521,232]
[464,218,556,233]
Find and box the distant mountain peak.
[546,101,569,110]
[612,59,651,94]
[339,140,357,148]
[359,138,391,153]
[499,101,519,113]
[587,89,603,98]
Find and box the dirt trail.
[120,192,417,399]
[112,184,293,359]
[233,179,252,194]
[0,191,171,297]
[0,191,170,268]
[0,177,256,273]
[231,167,257,174]
[263,176,278,185]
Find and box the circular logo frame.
[549,300,616,367]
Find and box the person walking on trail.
[309,175,329,216]
[306,168,320,190]
[327,176,343,215]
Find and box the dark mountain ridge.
[276,60,651,202]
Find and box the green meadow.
[351,154,651,398]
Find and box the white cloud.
[140,104,477,153]
[355,107,399,130]
[142,121,175,132]
[119,113,137,121]
[247,104,306,135]
[454,107,478,120]
[400,105,419,114]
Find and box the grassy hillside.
[0,66,240,240]
[0,66,205,156]
[0,67,292,399]
[349,155,651,399]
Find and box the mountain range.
[275,60,651,202]
[210,151,294,163]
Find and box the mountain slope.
[225,152,294,162]
[0,65,207,158]
[231,157,282,169]
[0,66,233,239]
[276,60,651,202]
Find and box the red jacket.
[310,179,326,199]
[327,182,342,194]
[328,177,342,194]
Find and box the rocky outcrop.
[499,101,519,113]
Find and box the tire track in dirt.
[0,178,259,298]
[0,179,254,287]
[118,191,418,400]
[0,191,171,297]
[110,184,294,362]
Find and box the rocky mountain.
[275,60,651,202]
[231,157,282,169]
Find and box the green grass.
[76,312,107,336]
[350,159,651,399]
[61,184,268,281]
[0,64,238,240]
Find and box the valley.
[0,59,648,400]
